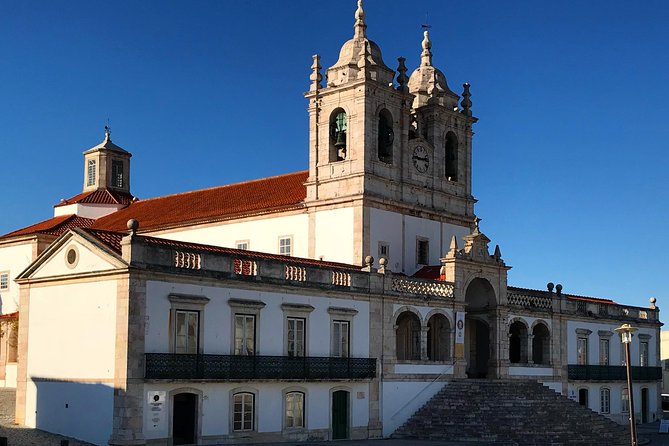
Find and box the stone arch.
[329,107,349,162]
[424,308,453,327]
[532,321,551,365]
[509,319,529,364]
[444,130,458,181]
[392,305,424,326]
[377,108,394,164]
[426,312,452,361]
[169,387,203,444]
[464,277,497,310]
[395,309,421,360]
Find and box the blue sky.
[1,1,667,308]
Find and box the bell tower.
[82,126,132,194]
[304,0,414,205]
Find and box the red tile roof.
[84,228,361,271]
[91,171,308,232]
[54,189,135,207]
[412,265,442,280]
[1,215,95,239]
[0,311,18,319]
[508,285,617,304]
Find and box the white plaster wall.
[381,380,445,436]
[394,364,453,374]
[369,208,469,275]
[151,214,310,259]
[27,281,117,378]
[313,207,355,264]
[53,203,124,219]
[32,240,117,279]
[566,382,659,424]
[145,281,370,358]
[567,321,658,366]
[143,382,369,440]
[508,366,553,376]
[0,241,34,315]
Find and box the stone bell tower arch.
[441,219,511,378]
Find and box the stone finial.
[555,283,563,296]
[460,82,472,116]
[420,30,433,67]
[473,216,482,234]
[396,57,409,93]
[378,257,389,274]
[649,297,657,309]
[354,0,367,39]
[493,244,502,261]
[547,282,555,293]
[127,219,139,236]
[357,41,371,79]
[104,124,112,141]
[310,54,323,91]
[364,255,374,267]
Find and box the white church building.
[0,2,662,445]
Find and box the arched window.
[445,131,458,181]
[396,311,421,360]
[232,392,255,432]
[509,321,528,364]
[427,314,450,361]
[377,109,394,164]
[532,323,550,365]
[600,387,610,414]
[284,391,305,428]
[329,109,347,162]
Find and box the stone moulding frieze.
[507,291,552,310]
[391,277,454,298]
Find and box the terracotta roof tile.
[412,265,442,280]
[1,215,95,239]
[0,311,18,319]
[55,190,135,207]
[91,171,308,232]
[84,229,124,254]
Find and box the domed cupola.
[408,30,459,109]
[325,0,395,87]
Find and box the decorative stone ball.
[555,284,563,293]
[379,257,387,266]
[127,219,139,232]
[547,282,555,292]
[365,255,374,266]
[650,297,657,304]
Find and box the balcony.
[568,364,662,381]
[145,353,377,381]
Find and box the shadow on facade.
[33,377,113,446]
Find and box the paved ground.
[2,387,669,445]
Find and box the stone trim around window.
[229,386,259,434]
[575,328,592,336]
[282,386,308,431]
[168,294,209,354]
[281,303,314,357]
[228,298,265,355]
[328,307,357,358]
[0,271,9,291]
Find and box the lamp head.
[614,323,638,344]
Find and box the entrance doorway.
[332,390,349,440]
[173,393,197,445]
[465,319,490,378]
[464,278,496,379]
[578,388,588,407]
[641,388,648,423]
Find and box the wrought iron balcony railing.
[145,353,377,381]
[568,364,662,381]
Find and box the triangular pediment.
[17,229,126,281]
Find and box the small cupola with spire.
[83,126,132,194]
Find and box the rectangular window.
[286,317,305,357]
[640,341,649,367]
[279,236,292,256]
[236,240,249,250]
[87,159,96,186]
[416,238,429,265]
[599,339,609,365]
[0,272,8,290]
[233,392,255,431]
[621,342,627,366]
[174,310,198,354]
[621,388,629,413]
[234,314,255,355]
[600,388,610,414]
[331,320,350,358]
[111,159,124,188]
[378,242,389,262]
[577,337,588,365]
[285,392,304,428]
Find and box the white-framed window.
[287,317,305,357]
[600,388,610,414]
[378,241,389,262]
[621,342,627,366]
[599,338,609,365]
[416,237,429,265]
[577,337,588,365]
[174,310,199,354]
[279,236,292,256]
[640,341,649,367]
[332,320,350,358]
[621,388,629,413]
[284,391,305,429]
[87,159,96,186]
[232,392,255,432]
[234,314,255,355]
[111,159,124,188]
[0,272,9,291]
[236,240,249,250]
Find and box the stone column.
[527,334,535,364]
[420,326,429,361]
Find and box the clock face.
[412,146,429,173]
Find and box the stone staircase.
[392,379,629,445]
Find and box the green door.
[332,390,349,440]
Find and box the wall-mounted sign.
[455,312,465,344]
[147,391,166,431]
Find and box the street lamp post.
[615,323,638,446]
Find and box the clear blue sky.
[1,1,667,309]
